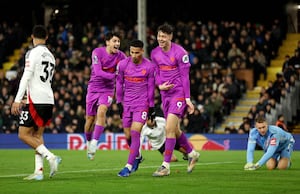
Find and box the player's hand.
[117,103,123,119]
[11,102,22,116]
[158,81,174,91]
[148,107,156,122]
[186,98,194,114]
[244,163,259,170]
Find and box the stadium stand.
[1,2,299,134]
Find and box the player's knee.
[266,164,276,170]
[277,158,289,170]
[18,128,28,141]
[266,158,277,170]
[86,116,95,124]
[277,165,288,170]
[97,106,107,116]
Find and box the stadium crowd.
[1,17,299,135]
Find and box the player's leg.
[158,143,178,162]
[174,141,190,161]
[119,125,143,176]
[89,94,112,160]
[34,126,62,178]
[130,124,144,172]
[84,115,95,158]
[178,147,188,160]
[277,158,290,170]
[23,152,45,181]
[266,158,277,170]
[84,93,97,159]
[175,125,199,173]
[23,152,44,180]
[24,129,44,180]
[118,109,146,177]
[118,108,133,177]
[117,126,133,177]
[18,126,39,148]
[277,143,294,170]
[123,127,131,146]
[153,113,178,177]
[20,126,44,180]
[89,105,107,159]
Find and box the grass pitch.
[0,149,299,194]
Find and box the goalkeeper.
[244,115,295,170]
[140,116,188,162]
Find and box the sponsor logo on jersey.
[270,138,277,146]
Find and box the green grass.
[0,150,299,194]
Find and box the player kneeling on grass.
[140,116,188,162]
[244,115,295,170]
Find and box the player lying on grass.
[140,116,188,162]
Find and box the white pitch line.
[0,161,238,178]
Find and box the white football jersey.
[15,45,55,104]
[141,117,166,150]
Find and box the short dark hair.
[157,23,174,35]
[32,25,47,39]
[129,39,144,48]
[105,31,121,41]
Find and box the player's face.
[146,119,155,128]
[157,31,172,50]
[107,36,121,54]
[255,121,268,136]
[130,46,143,64]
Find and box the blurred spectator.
[275,114,288,132]
[224,122,238,134]
[1,104,18,133]
[238,121,251,134]
[0,18,288,134]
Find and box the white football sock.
[36,144,55,160]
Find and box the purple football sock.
[127,138,131,147]
[92,125,104,140]
[85,131,93,141]
[177,132,193,153]
[127,130,140,165]
[164,138,176,163]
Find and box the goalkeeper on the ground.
[244,115,295,170]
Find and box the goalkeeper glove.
[148,107,156,122]
[244,162,260,170]
[117,103,123,119]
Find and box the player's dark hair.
[157,23,174,35]
[32,25,47,39]
[105,31,121,41]
[129,39,144,48]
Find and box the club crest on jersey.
[270,138,276,146]
[182,54,189,63]
[170,56,175,62]
[141,69,146,75]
